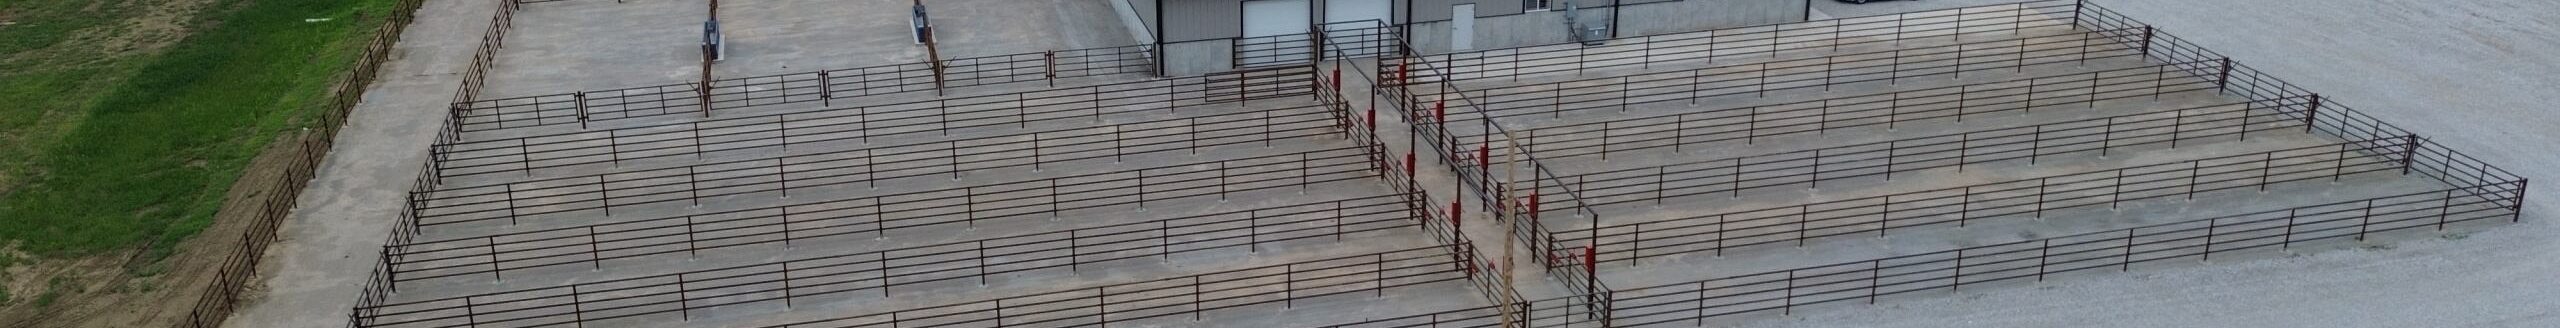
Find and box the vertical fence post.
[2071,0,2087,27]
[2400,135,2422,175]
[2215,58,2236,94]
[2303,93,2323,133]
[2138,26,2156,60]
[574,92,589,130]
[2357,198,2378,241]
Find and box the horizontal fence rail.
[1552,137,2419,267]
[351,0,519,325]
[2074,3,2525,189]
[1386,24,2175,264]
[389,195,1416,292]
[1524,96,2310,220]
[364,197,1429,328]
[1599,180,2522,327]
[364,245,1475,328]
[1396,1,2084,85]
[1416,58,2227,260]
[453,45,1152,131]
[1314,58,1526,308]
[432,66,1314,179]
[1458,60,2217,166]
[750,246,1475,328]
[1310,180,2523,328]
[411,105,1341,224]
[1412,27,2153,126]
[386,146,1385,280]
[1325,1,2530,327]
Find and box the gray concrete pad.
[223,0,506,326]
[1723,1,2560,327]
[482,0,1135,99]
[485,0,709,96]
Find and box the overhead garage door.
[1240,0,1312,67]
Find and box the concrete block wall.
[1164,38,1237,76]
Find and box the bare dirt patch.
[0,130,307,327]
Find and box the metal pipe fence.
[1551,137,2416,267]
[449,0,518,107]
[1310,179,2524,328]
[350,0,518,326]
[1395,1,2084,85]
[411,131,1371,228]
[1412,27,2153,125]
[1314,58,1525,308]
[429,66,1314,181]
[1598,180,2523,327]
[453,45,1153,132]
[1523,96,2311,221]
[190,0,428,327]
[1458,60,2216,166]
[1402,58,2220,271]
[363,245,1474,328]
[1380,18,2170,269]
[2075,3,2524,190]
[389,194,1416,289]
[361,196,1427,328]
[752,246,1475,328]
[1415,56,2223,265]
[421,102,1334,205]
[1324,1,2530,326]
[387,146,1381,280]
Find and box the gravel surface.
[1760,0,2560,327]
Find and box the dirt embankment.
[0,0,322,326]
[0,130,315,328]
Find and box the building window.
[1525,0,1553,11]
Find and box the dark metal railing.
[1598,180,2522,326]
[361,197,1427,328]
[1316,60,1525,309]
[1459,61,2215,166]
[452,45,1152,132]
[1414,28,2153,126]
[752,246,1475,328]
[389,195,1413,289]
[1524,97,2310,217]
[1395,1,2083,85]
[404,121,1361,228]
[429,66,1311,180]
[365,245,1473,328]
[1551,137,2416,267]
[1309,179,2524,328]
[410,104,1339,225]
[388,145,1379,281]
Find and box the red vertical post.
[1405,152,1417,176]
[1477,145,1491,171]
[1528,193,1542,220]
[1582,246,1597,277]
[1366,108,1378,133]
[1450,201,1463,229]
[1435,100,1447,123]
[1330,68,1342,91]
[1398,61,1411,85]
